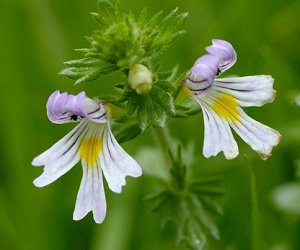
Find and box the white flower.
[185,39,281,160]
[32,91,142,223]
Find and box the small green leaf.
[114,123,141,143]
[145,189,172,212]
[127,95,138,115]
[60,58,116,84]
[151,82,176,116]
[136,96,149,130]
[201,197,224,216]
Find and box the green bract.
[59,0,190,130]
[146,145,223,250]
[60,0,188,84]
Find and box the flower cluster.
[32,39,281,225]
[184,39,281,160]
[32,91,142,223]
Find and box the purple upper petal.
[46,91,107,124]
[205,39,237,73]
[185,55,219,94]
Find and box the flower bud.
[128,64,153,94]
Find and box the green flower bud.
[128,64,153,94]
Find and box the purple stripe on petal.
[185,55,219,95]
[46,90,107,124]
[205,39,237,73]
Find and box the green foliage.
[3,0,300,249]
[120,81,176,130]
[114,123,141,143]
[146,145,223,250]
[60,0,188,84]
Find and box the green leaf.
[145,189,172,212]
[122,81,176,130]
[151,82,176,116]
[95,94,125,109]
[190,185,225,196]
[127,94,138,115]
[59,58,116,84]
[136,96,149,130]
[191,195,220,240]
[96,0,119,26]
[60,3,188,84]
[201,197,224,216]
[114,123,141,143]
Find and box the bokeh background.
[1,0,300,249]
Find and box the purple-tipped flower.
[184,39,281,160]
[32,91,142,223]
[47,91,107,124]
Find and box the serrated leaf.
[179,219,207,250]
[201,197,224,216]
[145,189,172,212]
[191,195,220,240]
[137,8,148,26]
[61,3,188,84]
[151,82,176,116]
[136,97,149,130]
[60,58,117,84]
[97,0,117,25]
[150,100,168,127]
[127,95,138,115]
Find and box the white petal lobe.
[230,109,281,160]
[199,101,239,159]
[73,160,106,224]
[33,121,90,187]
[101,126,142,193]
[213,75,275,107]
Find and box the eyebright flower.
[185,39,281,160]
[32,91,142,223]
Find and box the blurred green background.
[0,0,300,249]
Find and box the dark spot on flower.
[70,115,78,121]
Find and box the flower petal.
[197,100,239,159]
[47,91,87,124]
[194,90,280,159]
[47,91,70,124]
[32,121,89,166]
[229,109,281,160]
[205,39,237,73]
[46,90,107,124]
[213,75,275,107]
[85,99,107,123]
[32,121,90,187]
[185,55,219,94]
[101,125,142,193]
[73,160,106,224]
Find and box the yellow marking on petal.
[211,93,241,122]
[79,136,103,167]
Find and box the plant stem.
[246,158,264,250]
[154,127,172,168]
